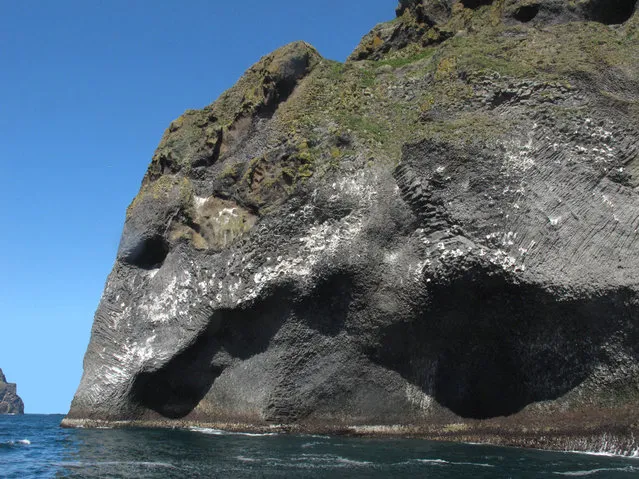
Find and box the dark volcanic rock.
[65,1,639,455]
[0,369,24,415]
[350,0,639,60]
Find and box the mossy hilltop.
[129,0,638,253]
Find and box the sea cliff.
[0,368,24,414]
[64,0,639,455]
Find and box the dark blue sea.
[1,415,639,478]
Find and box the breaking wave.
[415,458,495,468]
[0,439,31,448]
[189,427,277,437]
[554,466,639,476]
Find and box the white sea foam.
[567,449,639,459]
[130,462,178,469]
[293,454,372,467]
[235,455,258,462]
[189,427,276,437]
[454,461,495,468]
[1,440,23,448]
[417,459,448,465]
[334,456,372,466]
[301,441,325,448]
[190,427,225,435]
[1,439,32,446]
[416,458,495,468]
[554,466,639,476]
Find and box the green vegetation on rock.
[130,0,638,251]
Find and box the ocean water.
[1,415,638,478]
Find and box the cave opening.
[128,236,169,269]
[130,285,294,419]
[370,264,622,419]
[513,4,540,22]
[586,0,637,24]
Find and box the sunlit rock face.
[65,1,639,454]
[0,369,24,415]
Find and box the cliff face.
[0,369,24,414]
[65,0,639,454]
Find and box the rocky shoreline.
[61,412,639,457]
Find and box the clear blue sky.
[0,1,394,414]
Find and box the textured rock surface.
[65,1,639,454]
[0,369,24,414]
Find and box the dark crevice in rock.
[369,263,637,420]
[585,0,638,24]
[259,77,297,117]
[490,90,518,107]
[258,53,316,119]
[513,4,540,22]
[394,163,452,233]
[124,236,169,270]
[462,0,494,10]
[192,127,223,168]
[396,0,417,17]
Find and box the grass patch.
[373,47,437,69]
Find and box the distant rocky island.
[64,0,639,455]
[0,368,24,414]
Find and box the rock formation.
[0,369,24,414]
[64,0,639,455]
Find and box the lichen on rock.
[145,41,321,180]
